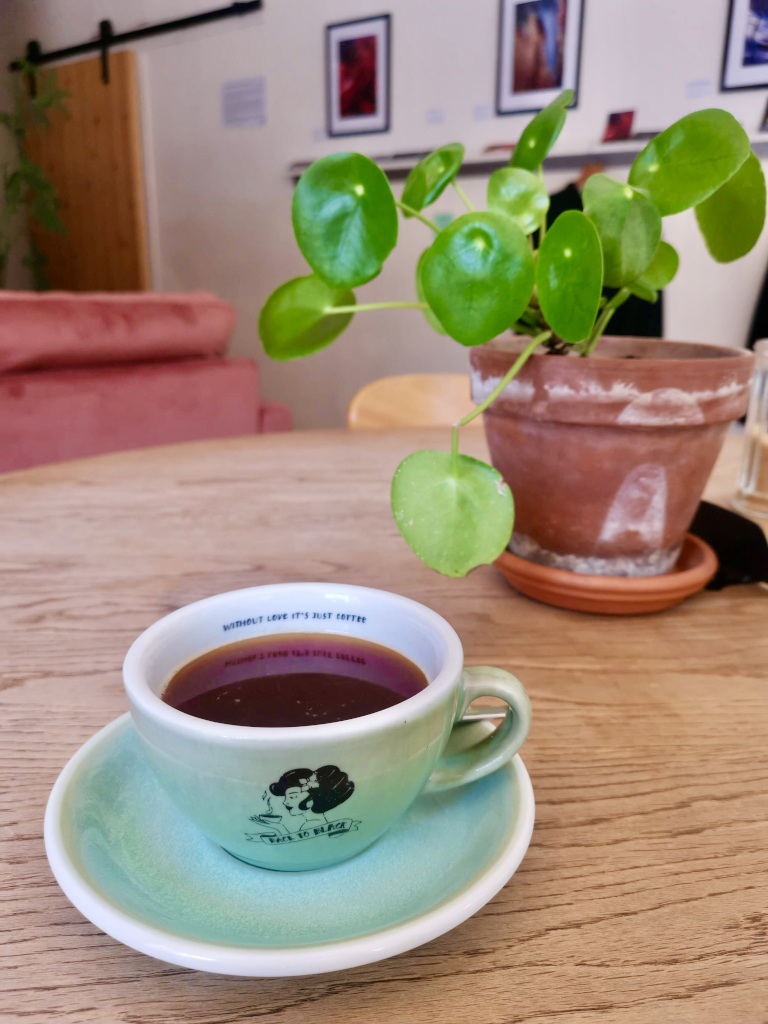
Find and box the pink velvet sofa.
[0,291,291,473]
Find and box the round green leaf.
[259,274,354,360]
[291,153,398,288]
[640,240,679,289]
[694,150,766,263]
[583,173,662,287]
[420,211,535,346]
[509,89,573,171]
[391,450,514,577]
[401,143,465,213]
[628,110,751,216]
[537,210,603,343]
[487,167,550,234]
[416,248,446,334]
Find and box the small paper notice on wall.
[472,104,494,122]
[222,76,266,127]
[685,78,714,100]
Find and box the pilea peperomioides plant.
[259,91,766,577]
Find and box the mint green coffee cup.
[123,583,531,871]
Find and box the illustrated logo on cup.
[246,765,360,846]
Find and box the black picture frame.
[495,0,584,116]
[721,0,768,91]
[325,14,391,137]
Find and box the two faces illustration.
[252,766,354,836]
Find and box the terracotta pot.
[469,337,754,577]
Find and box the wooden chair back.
[347,374,481,430]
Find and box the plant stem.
[326,301,428,314]
[451,423,459,476]
[452,180,475,211]
[538,169,547,242]
[457,331,551,429]
[583,287,631,355]
[395,200,440,233]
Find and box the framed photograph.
[723,0,768,90]
[602,110,635,143]
[326,15,391,137]
[496,0,584,115]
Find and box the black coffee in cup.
[162,633,428,727]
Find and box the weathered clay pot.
[470,337,754,577]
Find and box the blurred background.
[2,0,768,428]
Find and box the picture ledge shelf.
[290,135,768,182]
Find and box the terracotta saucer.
[494,533,718,615]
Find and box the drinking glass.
[734,339,768,519]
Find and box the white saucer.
[45,714,534,976]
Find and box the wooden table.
[2,430,766,1024]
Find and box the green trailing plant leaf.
[416,248,447,334]
[628,109,751,216]
[30,197,65,234]
[420,211,534,346]
[401,143,465,213]
[291,152,398,288]
[509,89,573,171]
[20,238,50,291]
[583,173,662,287]
[694,150,767,262]
[4,169,22,206]
[391,450,514,577]
[487,167,550,234]
[259,274,354,360]
[1,64,67,289]
[537,210,603,343]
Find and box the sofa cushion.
[0,358,260,473]
[0,291,236,372]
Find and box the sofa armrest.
[258,401,293,433]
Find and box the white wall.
[2,0,768,426]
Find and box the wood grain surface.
[1,429,766,1023]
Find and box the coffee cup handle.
[423,667,532,793]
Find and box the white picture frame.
[496,0,584,115]
[722,0,768,91]
[326,15,391,137]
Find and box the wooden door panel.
[24,50,149,291]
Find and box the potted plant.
[259,91,762,584]
[1,62,67,289]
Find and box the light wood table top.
[2,430,766,1024]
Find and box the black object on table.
[691,501,768,589]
